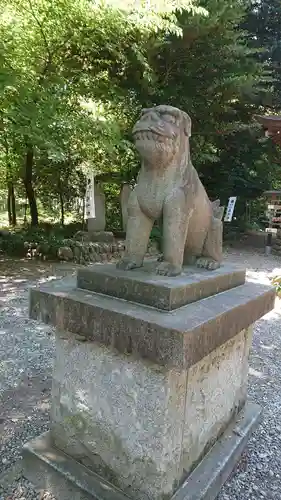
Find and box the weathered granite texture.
[182,327,253,474]
[77,261,245,310]
[117,105,224,276]
[173,402,261,500]
[48,327,252,500]
[51,333,187,500]
[29,275,275,369]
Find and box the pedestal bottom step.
[23,402,261,500]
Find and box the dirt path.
[0,249,281,499]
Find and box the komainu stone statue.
[117,105,224,276]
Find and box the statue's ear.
[212,199,220,208]
[141,108,150,116]
[182,113,192,137]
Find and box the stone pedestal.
[24,261,275,500]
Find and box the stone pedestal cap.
[77,261,245,310]
[29,273,275,369]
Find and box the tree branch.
[26,0,52,62]
[1,54,16,72]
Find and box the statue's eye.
[162,114,176,123]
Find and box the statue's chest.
[136,181,165,220]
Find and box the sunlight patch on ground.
[249,367,267,379]
[246,271,271,285]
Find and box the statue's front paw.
[196,258,220,270]
[116,257,142,271]
[156,261,182,277]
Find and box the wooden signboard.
[264,191,281,229]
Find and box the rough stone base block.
[48,327,252,500]
[23,402,261,500]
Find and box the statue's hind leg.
[183,226,208,267]
[196,218,223,270]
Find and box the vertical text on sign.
[224,197,237,222]
[85,171,96,219]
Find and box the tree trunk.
[60,192,64,226]
[7,190,11,226]
[58,176,64,226]
[7,182,16,226]
[23,146,38,226]
[82,195,86,229]
[24,198,28,225]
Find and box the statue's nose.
[144,112,162,130]
[149,111,159,123]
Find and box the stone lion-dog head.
[132,105,191,167]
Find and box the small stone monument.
[87,182,106,233]
[80,178,113,243]
[23,106,275,500]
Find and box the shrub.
[271,276,281,296]
[0,226,66,259]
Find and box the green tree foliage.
[0,0,200,225]
[0,0,280,230]
[242,0,281,109]
[0,0,130,224]
[141,0,275,208]
[241,0,281,204]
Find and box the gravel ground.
[0,259,76,500]
[0,248,281,499]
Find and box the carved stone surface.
[117,105,224,276]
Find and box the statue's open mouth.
[133,130,166,142]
